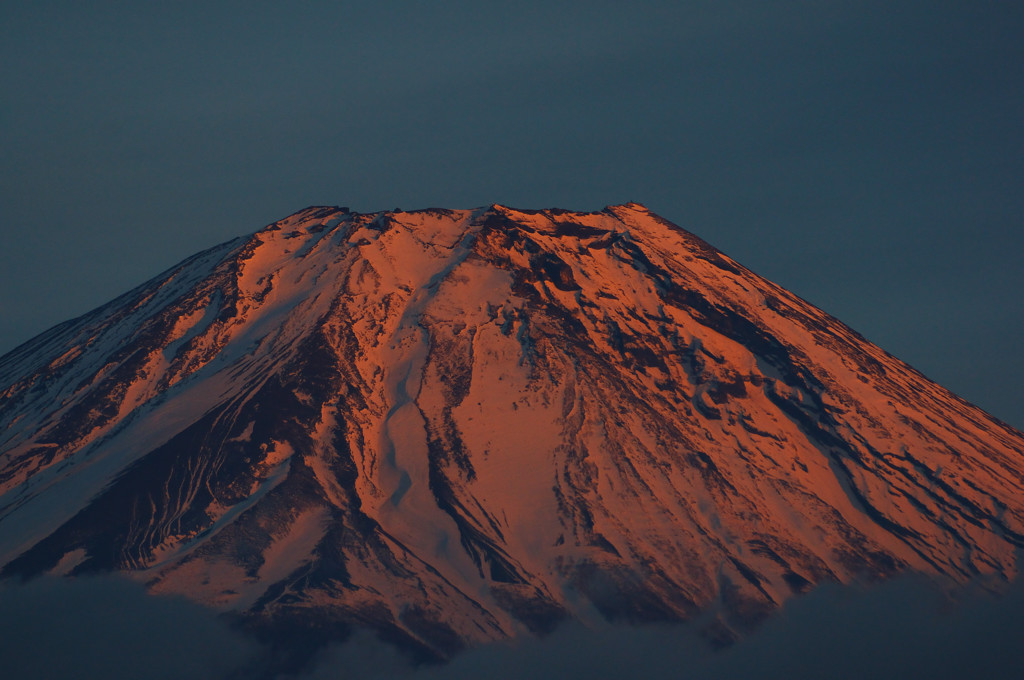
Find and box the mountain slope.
[1,204,1022,658]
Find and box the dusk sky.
[2,1,1022,428]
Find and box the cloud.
[3,570,1022,680]
[295,575,1024,680]
[0,575,257,680]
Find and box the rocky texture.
[1,204,1022,661]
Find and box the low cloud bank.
[0,575,256,680]
[299,575,1024,680]
[2,573,1022,679]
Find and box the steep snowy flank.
[1,203,1022,660]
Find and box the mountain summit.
[1,204,1022,659]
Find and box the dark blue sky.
[2,1,1022,427]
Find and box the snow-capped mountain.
[1,204,1022,659]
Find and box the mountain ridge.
[1,203,1022,663]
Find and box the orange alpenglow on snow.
[0,204,1022,660]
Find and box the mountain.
[1,204,1022,663]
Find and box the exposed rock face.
[1,204,1022,658]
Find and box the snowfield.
[1,203,1022,660]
